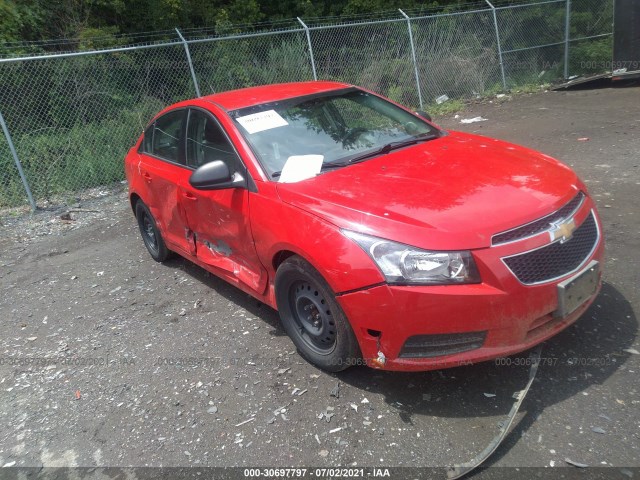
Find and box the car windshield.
[230,88,440,182]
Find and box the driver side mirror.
[415,110,432,122]
[189,160,246,190]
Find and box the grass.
[418,81,553,122]
[424,99,466,117]
[509,82,551,94]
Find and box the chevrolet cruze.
[125,81,604,371]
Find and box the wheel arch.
[250,193,385,297]
[272,249,298,272]
[271,247,327,289]
[268,236,382,296]
[129,192,142,213]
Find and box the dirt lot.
[1,85,639,476]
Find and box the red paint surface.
[126,81,604,371]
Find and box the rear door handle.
[142,172,152,183]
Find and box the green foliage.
[569,37,613,75]
[342,0,416,15]
[0,101,163,207]
[191,35,312,94]
[510,82,549,93]
[227,0,263,25]
[0,0,44,44]
[0,0,21,42]
[0,46,182,206]
[426,98,465,117]
[414,11,502,101]
[357,57,417,106]
[77,26,123,50]
[260,39,313,84]
[0,0,615,208]
[0,144,27,207]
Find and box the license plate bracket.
[555,260,599,318]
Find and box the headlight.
[343,230,480,285]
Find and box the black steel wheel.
[135,201,171,262]
[290,280,337,354]
[275,255,360,371]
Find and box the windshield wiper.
[343,132,439,166]
[271,132,440,178]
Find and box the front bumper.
[337,204,605,371]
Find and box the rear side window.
[142,124,153,153]
[150,109,185,163]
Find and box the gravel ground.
[0,85,638,476]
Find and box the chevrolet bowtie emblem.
[549,217,576,243]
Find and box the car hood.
[276,131,580,250]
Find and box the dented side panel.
[137,153,194,256]
[178,182,268,296]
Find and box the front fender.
[249,183,385,304]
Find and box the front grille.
[492,192,585,245]
[503,212,598,285]
[399,331,487,358]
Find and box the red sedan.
[125,81,604,372]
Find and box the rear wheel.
[135,201,171,262]
[275,255,360,372]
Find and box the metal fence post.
[484,0,507,91]
[297,17,318,81]
[564,0,571,78]
[399,9,424,109]
[0,111,36,212]
[176,28,201,97]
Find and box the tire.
[135,201,171,262]
[275,255,361,372]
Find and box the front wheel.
[275,256,361,372]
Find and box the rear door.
[179,107,268,294]
[138,108,195,256]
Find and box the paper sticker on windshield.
[279,155,324,183]
[236,110,288,134]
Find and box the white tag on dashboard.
[236,110,288,134]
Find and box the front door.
[179,108,267,295]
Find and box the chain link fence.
[567,0,615,76]
[189,30,314,94]
[413,9,503,102]
[0,0,614,210]
[310,19,420,107]
[497,0,568,85]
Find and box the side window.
[151,109,185,163]
[142,123,153,153]
[186,109,240,170]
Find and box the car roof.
[202,81,352,111]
